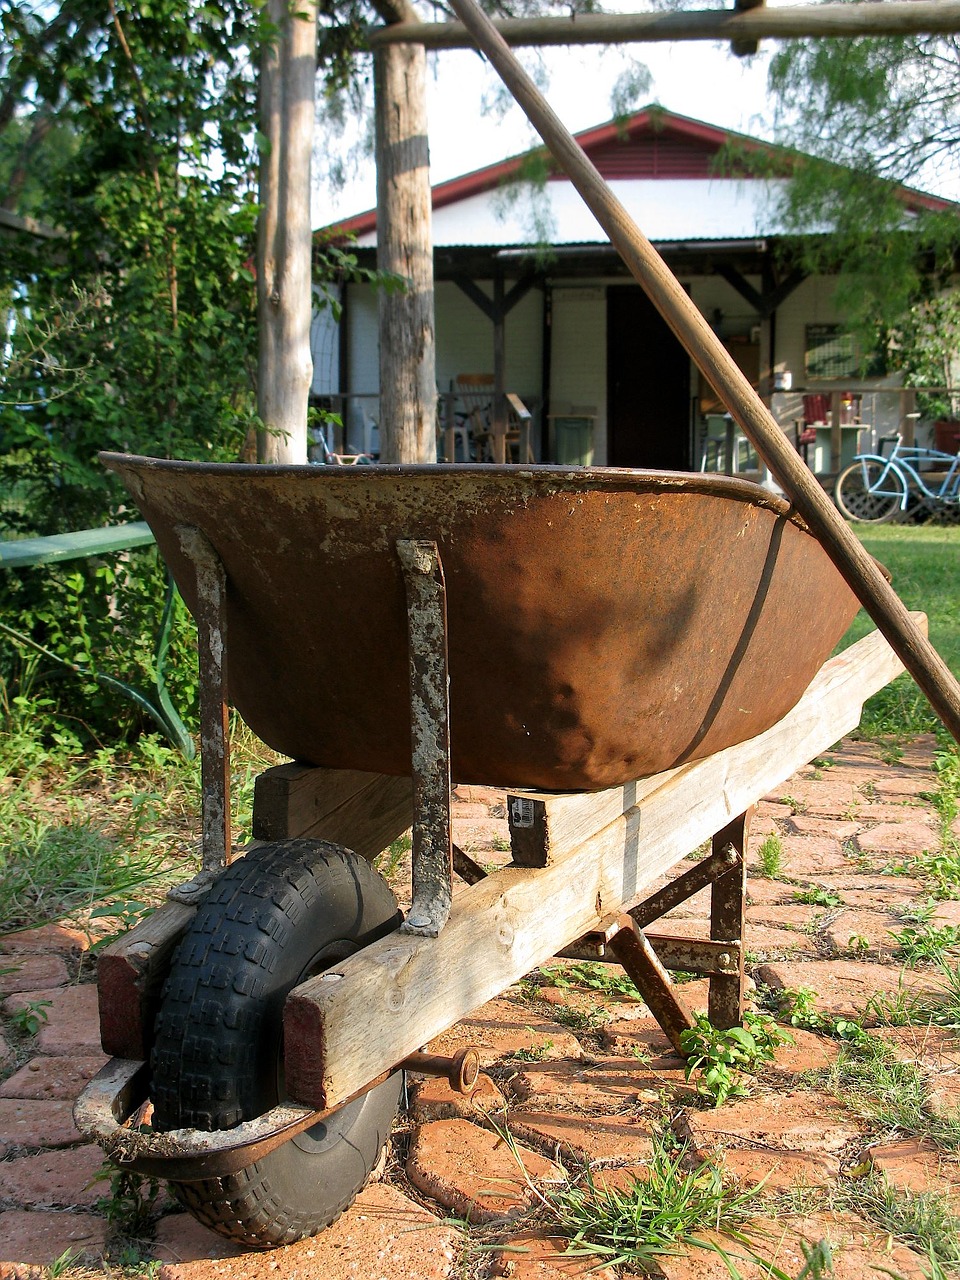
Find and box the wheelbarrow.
[75,455,918,1248]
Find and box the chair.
[453,374,495,461]
[795,394,830,464]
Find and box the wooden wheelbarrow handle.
[443,0,960,746]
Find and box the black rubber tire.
[834,459,905,523]
[151,840,403,1249]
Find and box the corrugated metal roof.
[354,177,793,249]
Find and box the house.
[312,106,953,470]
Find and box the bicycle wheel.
[151,840,403,1248]
[835,460,906,523]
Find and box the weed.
[95,1165,162,1236]
[45,1249,77,1278]
[539,961,641,1001]
[510,1037,555,1062]
[679,1011,790,1107]
[792,887,842,908]
[847,933,871,957]
[88,899,156,951]
[538,1133,787,1274]
[374,831,411,881]
[491,835,511,852]
[898,901,937,926]
[773,986,870,1046]
[756,834,785,879]
[890,923,960,967]
[10,998,52,1035]
[780,795,806,814]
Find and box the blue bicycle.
[834,435,960,523]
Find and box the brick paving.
[1,734,959,1277]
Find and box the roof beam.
[369,2,960,49]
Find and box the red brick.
[852,802,932,823]
[489,1231,617,1279]
[855,821,938,856]
[677,1090,861,1187]
[782,815,861,840]
[427,998,585,1065]
[0,958,69,997]
[926,1073,960,1118]
[0,1056,108,1101]
[767,1028,841,1076]
[1,984,101,1056]
[652,1212,927,1279]
[746,903,819,929]
[409,1072,506,1123]
[407,1118,559,1223]
[0,1099,82,1149]
[756,959,938,1023]
[821,909,898,958]
[451,817,511,852]
[0,1209,108,1268]
[761,836,853,876]
[509,1057,663,1113]
[868,1137,960,1211]
[931,900,960,928]
[0,1031,11,1068]
[0,925,90,955]
[0,1145,106,1208]
[875,1024,960,1069]
[506,1112,654,1165]
[155,1184,461,1280]
[872,775,937,798]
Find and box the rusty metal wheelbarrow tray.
[102,455,861,792]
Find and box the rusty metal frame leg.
[170,526,231,901]
[397,539,453,937]
[607,914,696,1055]
[708,808,751,1029]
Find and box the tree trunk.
[374,39,436,463]
[257,0,317,465]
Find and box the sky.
[311,13,779,228]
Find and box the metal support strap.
[397,539,453,937]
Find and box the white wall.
[549,286,608,465]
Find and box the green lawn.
[838,523,960,736]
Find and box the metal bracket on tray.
[169,525,231,902]
[396,538,453,937]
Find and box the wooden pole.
[371,1,960,49]
[444,0,960,746]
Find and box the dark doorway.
[607,285,692,470]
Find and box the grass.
[0,719,278,941]
[537,1134,781,1274]
[839,523,960,737]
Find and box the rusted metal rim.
[99,453,806,523]
[74,1047,483,1183]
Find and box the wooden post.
[374,29,437,463]
[256,0,317,465]
[830,390,842,474]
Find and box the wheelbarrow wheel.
[150,839,403,1249]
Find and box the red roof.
[322,104,954,239]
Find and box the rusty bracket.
[606,913,696,1056]
[75,1046,482,1183]
[397,539,453,937]
[174,524,230,880]
[629,842,740,930]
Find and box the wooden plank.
[253,763,413,861]
[284,622,917,1109]
[0,522,154,569]
[97,902,197,1059]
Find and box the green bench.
[0,523,195,757]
